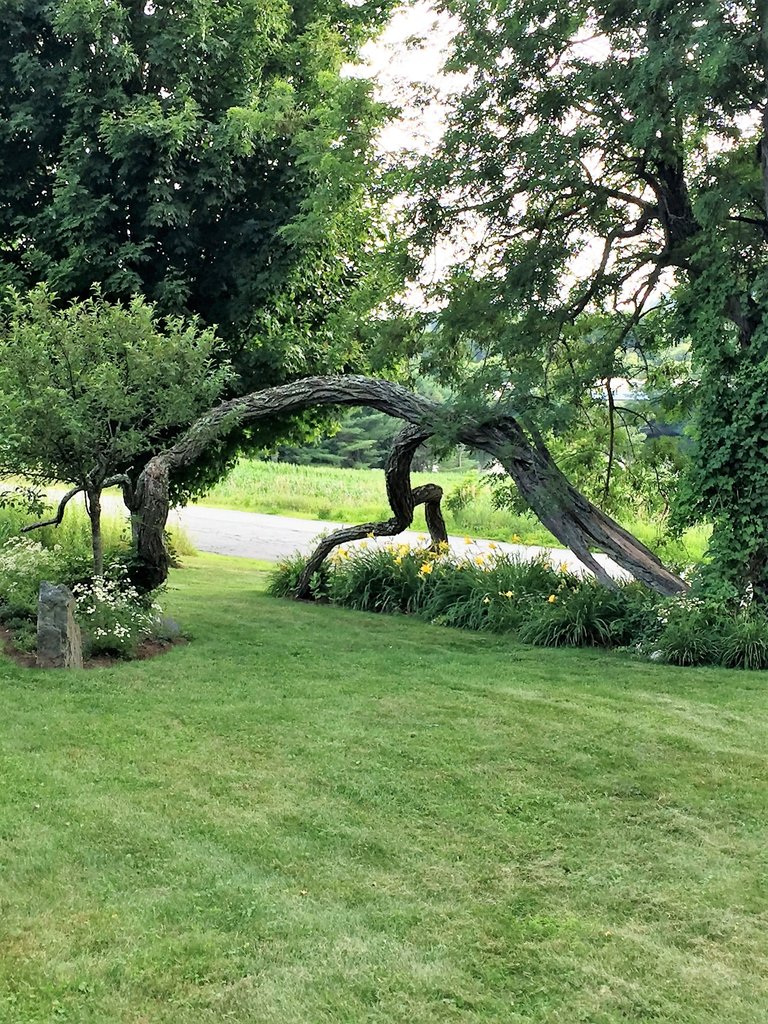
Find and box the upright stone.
[37,582,83,669]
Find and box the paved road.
[169,504,630,580]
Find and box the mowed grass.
[1,554,767,1023]
[200,459,711,560]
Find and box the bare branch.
[20,486,84,533]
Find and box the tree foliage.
[0,0,399,485]
[401,0,765,596]
[0,286,229,573]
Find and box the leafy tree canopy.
[0,0,399,456]
[399,0,766,595]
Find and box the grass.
[200,459,710,561]
[1,554,767,1022]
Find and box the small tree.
[0,286,229,575]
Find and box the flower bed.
[269,542,768,670]
[0,536,175,663]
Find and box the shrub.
[72,570,160,658]
[326,543,430,614]
[718,613,768,670]
[520,583,626,647]
[420,551,564,632]
[657,604,724,666]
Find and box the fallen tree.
[131,375,688,597]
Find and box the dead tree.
[131,375,687,596]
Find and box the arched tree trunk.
[294,425,448,598]
[131,375,687,596]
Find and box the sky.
[358,2,463,157]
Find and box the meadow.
[1,553,766,1023]
[201,459,710,564]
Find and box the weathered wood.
[294,425,448,599]
[131,375,687,596]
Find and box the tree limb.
[294,424,448,599]
[131,375,688,597]
[20,486,84,532]
[19,473,135,534]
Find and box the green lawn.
[1,554,766,1023]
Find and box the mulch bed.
[0,624,186,670]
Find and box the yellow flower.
[499,590,513,598]
[474,555,485,566]
[464,536,472,545]
[359,540,368,549]
[548,594,557,603]
[482,596,491,604]
[439,540,450,552]
[559,561,569,573]
[367,532,375,539]
[511,534,521,543]
[489,541,497,550]
[419,561,433,575]
[394,556,403,566]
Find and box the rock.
[37,582,83,669]
[157,615,182,640]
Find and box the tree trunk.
[294,425,447,598]
[131,375,688,596]
[86,487,104,577]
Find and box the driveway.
[169,504,630,580]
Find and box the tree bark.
[86,487,104,577]
[131,375,688,596]
[294,425,448,598]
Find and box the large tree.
[398,1,766,598]
[0,0,398,489]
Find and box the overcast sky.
[358,2,463,156]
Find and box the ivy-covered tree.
[0,0,398,490]
[402,1,766,598]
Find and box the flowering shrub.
[270,540,768,669]
[0,537,63,618]
[72,571,160,658]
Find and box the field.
[200,459,710,562]
[1,554,766,1023]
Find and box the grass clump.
[719,614,768,670]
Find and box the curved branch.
[19,474,134,535]
[131,375,687,597]
[294,425,448,599]
[20,485,84,533]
